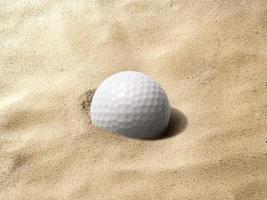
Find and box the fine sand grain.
[1,0,267,199]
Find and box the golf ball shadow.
[157,107,188,140]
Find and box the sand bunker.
[1,0,266,199]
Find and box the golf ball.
[90,71,170,139]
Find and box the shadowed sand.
[159,108,188,139]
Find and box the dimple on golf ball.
[90,71,170,139]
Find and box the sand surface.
[1,0,267,199]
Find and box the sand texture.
[1,0,267,199]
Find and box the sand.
[1,0,267,199]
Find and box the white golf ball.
[90,71,170,139]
